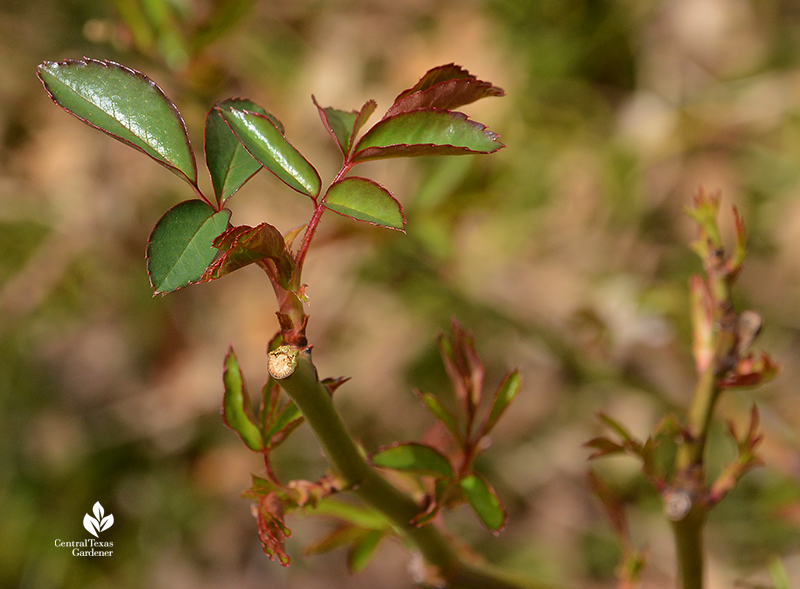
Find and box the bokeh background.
[4,0,800,587]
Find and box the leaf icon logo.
[83,502,114,538]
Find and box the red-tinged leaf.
[597,412,640,449]
[324,177,405,230]
[459,473,507,533]
[411,479,450,527]
[255,492,291,566]
[313,97,377,157]
[263,401,304,450]
[38,58,198,186]
[347,529,385,574]
[394,64,478,102]
[439,320,485,425]
[222,347,264,452]
[202,223,294,287]
[584,437,626,460]
[321,376,351,396]
[217,104,321,197]
[205,99,281,205]
[414,390,462,443]
[386,75,504,118]
[483,370,521,435]
[146,200,231,294]
[371,442,454,480]
[351,110,503,162]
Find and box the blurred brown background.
[4,0,800,587]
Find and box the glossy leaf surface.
[371,442,453,479]
[202,223,294,287]
[313,97,376,156]
[146,200,231,294]
[205,99,280,205]
[38,58,197,185]
[394,63,477,102]
[222,347,264,451]
[324,177,405,230]
[459,473,507,532]
[352,110,503,161]
[386,64,504,118]
[217,105,321,197]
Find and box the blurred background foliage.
[4,0,800,587]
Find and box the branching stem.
[270,348,559,589]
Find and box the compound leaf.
[222,347,264,452]
[352,110,503,162]
[38,58,197,185]
[324,177,405,231]
[459,473,507,533]
[146,199,231,294]
[371,442,453,480]
[216,104,320,198]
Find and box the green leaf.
[201,223,294,287]
[484,370,521,434]
[222,347,264,452]
[313,97,376,157]
[352,109,503,162]
[347,529,385,574]
[386,64,504,117]
[263,400,304,449]
[324,177,405,231]
[217,104,321,197]
[146,200,231,294]
[371,442,453,479]
[38,58,197,185]
[415,390,461,443]
[459,473,507,533]
[205,99,278,205]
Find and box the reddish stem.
[294,162,355,274]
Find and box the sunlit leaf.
[222,347,264,452]
[324,177,405,230]
[371,442,453,479]
[205,99,280,205]
[201,223,294,287]
[146,200,231,294]
[38,58,197,185]
[484,370,521,434]
[217,104,321,197]
[459,473,506,533]
[352,109,502,162]
[386,64,504,118]
[313,97,377,157]
[393,63,478,102]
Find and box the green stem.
[677,366,720,470]
[671,506,706,589]
[270,348,558,589]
